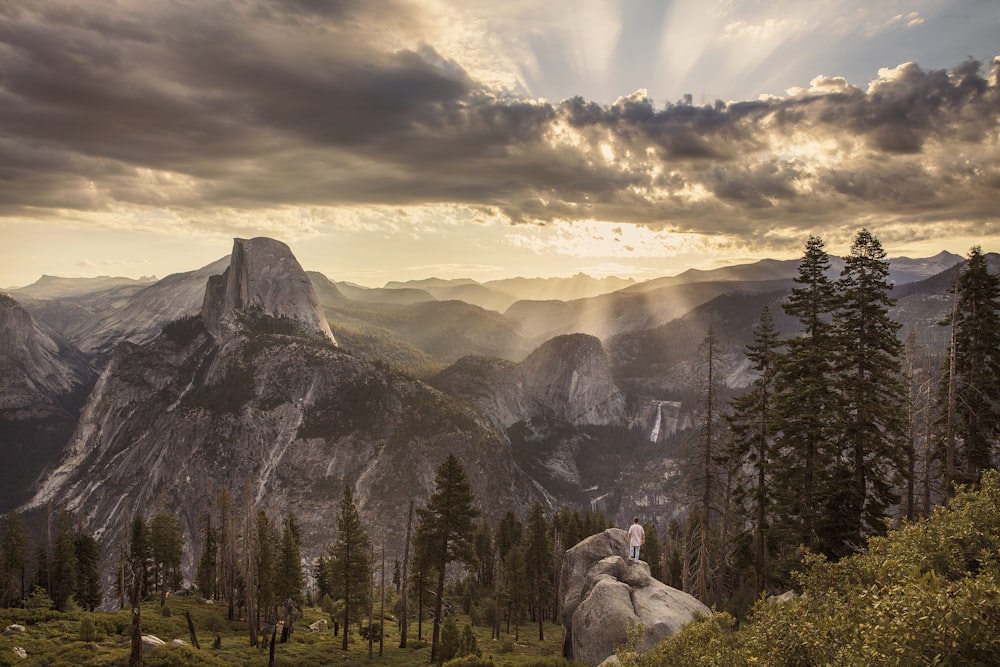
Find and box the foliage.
[621,470,1000,666]
[329,484,370,651]
[416,454,481,663]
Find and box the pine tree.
[829,228,905,553]
[276,514,305,608]
[149,511,184,604]
[727,306,782,592]
[73,529,102,611]
[217,487,239,621]
[50,511,77,611]
[942,246,1000,484]
[0,512,29,607]
[684,327,727,602]
[330,485,370,651]
[773,235,841,558]
[195,513,218,600]
[126,513,151,602]
[524,503,553,640]
[642,523,663,581]
[415,454,480,663]
[255,511,276,626]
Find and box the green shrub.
[79,615,97,641]
[25,587,54,610]
[621,470,1000,666]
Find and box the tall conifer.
[415,454,480,663]
[331,485,369,651]
[832,228,905,552]
[773,235,841,557]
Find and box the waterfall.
[649,401,662,442]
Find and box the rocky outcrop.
[560,529,709,666]
[433,333,625,429]
[0,293,96,512]
[201,238,335,344]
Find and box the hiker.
[627,517,644,562]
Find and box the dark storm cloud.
[0,0,997,239]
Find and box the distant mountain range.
[1,240,993,599]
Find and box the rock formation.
[201,237,335,343]
[433,333,626,429]
[0,293,96,511]
[559,528,709,666]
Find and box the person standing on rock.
[627,517,645,562]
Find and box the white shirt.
[628,523,644,547]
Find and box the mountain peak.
[200,237,336,343]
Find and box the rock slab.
[559,528,710,666]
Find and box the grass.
[0,596,570,666]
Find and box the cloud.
[0,0,998,253]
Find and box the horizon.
[3,243,981,293]
[1,1,998,289]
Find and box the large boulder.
[560,528,710,666]
[141,635,166,654]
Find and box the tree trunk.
[399,500,412,648]
[129,563,143,667]
[185,610,201,649]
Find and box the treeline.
[664,232,1000,612]
[0,509,101,613]
[0,457,616,665]
[311,457,614,663]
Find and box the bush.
[79,615,97,642]
[25,587,54,610]
[621,470,1000,666]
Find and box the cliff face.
[24,240,536,598]
[201,237,335,344]
[0,293,96,511]
[433,333,626,429]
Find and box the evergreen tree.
[495,511,523,564]
[50,511,77,611]
[255,511,276,624]
[941,246,1000,484]
[276,514,305,609]
[831,228,905,552]
[773,235,841,558]
[502,545,527,640]
[415,454,480,663]
[73,529,102,611]
[195,513,218,600]
[330,485,370,651]
[32,544,49,599]
[554,506,582,549]
[473,521,494,586]
[149,511,184,604]
[643,523,663,582]
[127,514,151,602]
[524,503,553,640]
[217,487,239,620]
[684,327,728,602]
[0,512,29,607]
[727,306,782,592]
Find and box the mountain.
[201,237,335,343]
[384,274,635,311]
[6,242,985,577]
[22,238,540,595]
[16,258,229,363]
[0,293,97,512]
[432,333,626,430]
[8,274,156,300]
[504,279,793,345]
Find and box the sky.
[0,0,998,288]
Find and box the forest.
[0,231,998,666]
